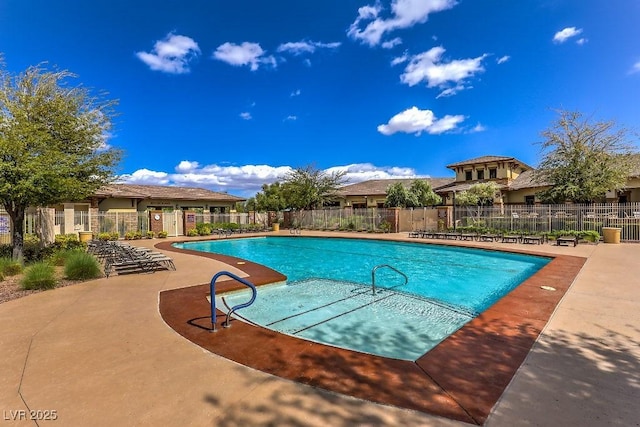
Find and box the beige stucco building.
[336,155,640,206]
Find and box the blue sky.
[1,0,639,198]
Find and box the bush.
[97,232,112,241]
[146,231,155,239]
[64,252,102,280]
[0,257,23,276]
[21,262,57,290]
[196,223,213,235]
[157,231,168,238]
[124,231,136,240]
[187,229,199,237]
[49,248,84,266]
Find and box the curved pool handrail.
[371,264,408,295]
[210,270,257,331]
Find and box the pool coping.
[157,236,586,425]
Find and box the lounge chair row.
[87,240,176,277]
[408,231,560,245]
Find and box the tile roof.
[507,170,550,190]
[95,184,245,202]
[445,155,534,170]
[336,177,455,196]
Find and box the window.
[525,195,535,205]
[465,170,472,181]
[489,168,497,179]
[477,170,484,180]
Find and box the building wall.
[98,198,237,213]
[99,198,138,212]
[453,162,521,182]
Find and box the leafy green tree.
[534,109,638,203]
[410,180,442,206]
[455,182,500,207]
[282,165,347,210]
[385,180,441,207]
[385,182,418,207]
[254,182,288,212]
[0,63,122,261]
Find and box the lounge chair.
[556,235,578,247]
[479,233,500,242]
[522,235,545,245]
[501,234,521,243]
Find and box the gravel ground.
[0,270,83,304]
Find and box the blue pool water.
[176,237,549,360]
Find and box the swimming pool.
[175,237,549,359]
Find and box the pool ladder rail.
[209,270,257,332]
[371,264,408,295]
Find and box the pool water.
[216,278,475,360]
[177,237,549,359]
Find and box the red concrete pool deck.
[1,232,639,426]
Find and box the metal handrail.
[209,271,257,331]
[371,264,408,295]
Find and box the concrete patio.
[1,232,638,426]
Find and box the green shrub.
[98,232,112,241]
[110,232,120,241]
[0,257,23,276]
[64,252,102,280]
[157,231,168,238]
[49,248,84,266]
[196,223,212,235]
[580,230,600,242]
[187,229,199,237]
[146,231,155,239]
[124,231,136,240]
[21,262,57,290]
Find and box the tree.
[385,180,441,207]
[0,63,122,261]
[534,109,638,203]
[385,182,417,207]
[410,180,442,206]
[282,165,347,210]
[455,182,500,207]
[254,182,288,212]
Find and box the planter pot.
[272,223,280,232]
[78,231,93,243]
[602,227,621,244]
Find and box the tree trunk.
[6,205,26,263]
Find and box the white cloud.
[348,0,457,47]
[118,169,170,185]
[327,163,423,183]
[553,27,583,44]
[399,46,487,97]
[118,162,423,197]
[382,37,403,49]
[290,89,301,97]
[576,38,588,45]
[277,40,341,55]
[630,61,640,74]
[497,55,510,64]
[213,42,276,71]
[136,33,200,74]
[469,123,486,133]
[240,112,252,120]
[377,106,464,135]
[391,53,409,66]
[284,115,298,121]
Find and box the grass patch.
[64,252,102,280]
[21,262,57,290]
[0,257,23,276]
[49,248,85,267]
